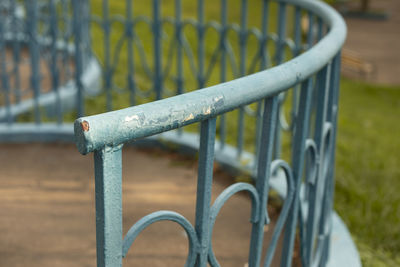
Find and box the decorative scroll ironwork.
[122,210,199,267]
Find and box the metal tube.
[126,0,136,106]
[281,77,314,267]
[197,0,205,89]
[0,14,11,124]
[94,146,123,267]
[153,0,163,100]
[194,117,217,266]
[248,96,278,266]
[27,0,41,124]
[219,0,228,149]
[103,0,112,110]
[236,0,248,158]
[273,1,287,161]
[49,0,62,124]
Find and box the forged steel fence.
[0,0,360,266]
[0,0,99,126]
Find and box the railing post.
[27,0,41,124]
[72,0,85,117]
[10,0,22,105]
[102,0,112,111]
[218,0,228,148]
[248,96,278,267]
[197,0,205,89]
[94,145,123,267]
[195,118,217,266]
[305,64,330,265]
[273,1,287,161]
[153,0,163,100]
[0,5,11,124]
[319,52,342,265]
[282,77,314,267]
[175,0,183,96]
[254,0,271,173]
[175,0,184,136]
[49,0,62,124]
[236,0,248,158]
[126,0,136,106]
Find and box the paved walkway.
[0,144,290,267]
[342,0,400,85]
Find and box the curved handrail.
[74,0,346,155]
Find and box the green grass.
[335,79,400,266]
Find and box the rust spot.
[81,121,90,132]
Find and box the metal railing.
[0,0,99,125]
[0,0,357,266]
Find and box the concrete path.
[342,0,400,85]
[0,144,291,267]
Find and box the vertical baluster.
[82,0,91,65]
[94,146,123,267]
[219,0,227,149]
[275,2,287,65]
[126,0,136,106]
[307,11,314,48]
[196,0,205,135]
[248,96,278,267]
[0,4,11,124]
[313,66,330,162]
[239,0,248,76]
[175,0,184,136]
[103,0,112,110]
[49,0,62,124]
[197,0,205,89]
[291,7,302,135]
[254,0,270,172]
[73,0,85,117]
[319,52,341,265]
[153,0,162,100]
[259,0,270,70]
[272,1,287,161]
[281,78,314,267]
[293,7,302,57]
[27,0,41,124]
[308,12,318,138]
[292,7,304,261]
[175,0,183,96]
[304,64,330,266]
[60,0,70,83]
[236,0,248,158]
[10,0,21,104]
[317,17,323,42]
[195,117,217,266]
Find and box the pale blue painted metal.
[0,0,361,266]
[247,96,279,267]
[94,145,123,267]
[0,0,100,123]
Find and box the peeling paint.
[204,107,212,115]
[184,113,194,121]
[125,115,139,123]
[213,95,224,108]
[81,121,90,132]
[214,95,223,103]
